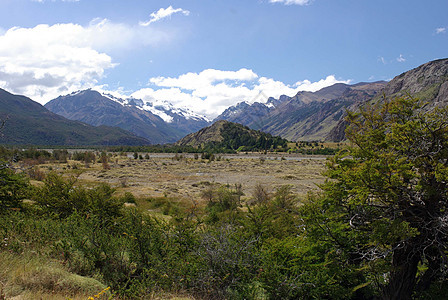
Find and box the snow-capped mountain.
[100,91,209,124]
[214,95,290,128]
[45,89,210,144]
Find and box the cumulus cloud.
[139,6,190,26]
[435,27,446,34]
[149,69,258,90]
[131,69,349,119]
[269,0,312,5]
[0,19,170,103]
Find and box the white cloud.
[131,69,349,119]
[435,27,446,34]
[396,54,406,63]
[378,56,386,64]
[0,19,170,103]
[149,68,258,91]
[139,6,190,26]
[269,0,312,5]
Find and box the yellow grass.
[0,252,110,300]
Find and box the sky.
[0,0,447,119]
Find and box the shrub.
[0,163,29,212]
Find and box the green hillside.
[176,120,289,152]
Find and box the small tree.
[252,183,270,205]
[0,164,28,211]
[0,120,29,211]
[100,152,110,170]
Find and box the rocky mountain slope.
[0,89,149,146]
[328,58,448,141]
[215,81,387,141]
[45,90,209,144]
[215,95,289,128]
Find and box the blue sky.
[0,0,447,118]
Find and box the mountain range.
[1,58,447,146]
[45,90,209,144]
[215,81,387,141]
[0,89,149,146]
[215,59,448,142]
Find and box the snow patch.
[142,103,174,123]
[95,89,209,123]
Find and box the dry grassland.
[66,153,328,206]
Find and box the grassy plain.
[46,153,327,208]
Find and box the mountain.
[381,58,448,105]
[0,89,149,146]
[327,58,448,141]
[215,82,387,141]
[38,58,448,145]
[214,95,289,129]
[45,90,209,144]
[176,120,288,151]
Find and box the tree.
[0,164,29,211]
[304,96,448,299]
[0,118,29,211]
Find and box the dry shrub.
[27,167,46,181]
[251,183,270,205]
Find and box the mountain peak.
[0,88,149,146]
[45,89,210,144]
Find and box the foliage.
[32,173,123,219]
[0,162,29,211]
[301,95,448,299]
[219,122,288,151]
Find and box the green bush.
[0,163,29,212]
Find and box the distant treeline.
[0,146,101,164]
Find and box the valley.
[1,0,447,298]
[38,152,327,207]
[1,58,448,299]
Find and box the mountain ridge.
[45,90,209,144]
[326,59,448,141]
[0,88,149,146]
[215,81,387,141]
[214,58,448,142]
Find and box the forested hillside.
[176,120,289,152]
